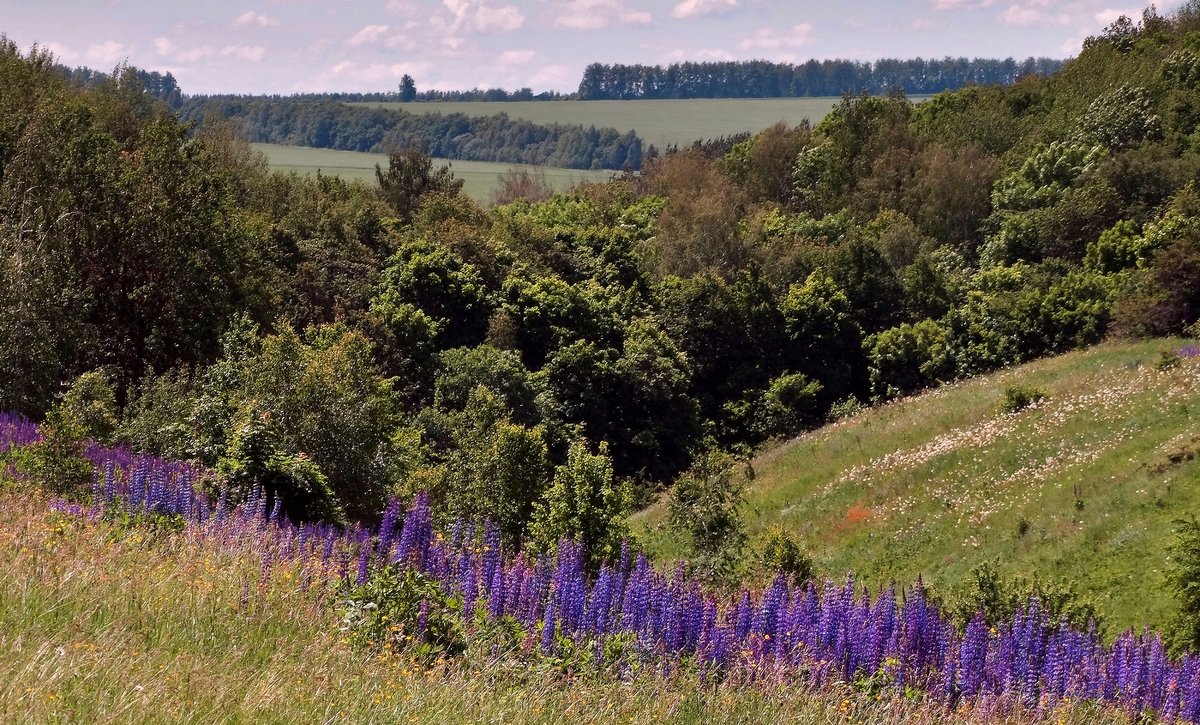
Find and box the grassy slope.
[252,143,614,203]
[0,493,1124,724]
[633,339,1200,632]
[349,98,915,151]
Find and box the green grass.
[252,143,615,203]
[351,98,929,151]
[632,339,1200,633]
[0,492,1126,724]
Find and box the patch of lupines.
[7,419,1200,722]
[0,413,40,454]
[1179,345,1200,359]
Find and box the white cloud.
[234,11,279,28]
[738,23,814,50]
[440,0,525,33]
[1000,4,1069,25]
[554,0,652,29]
[348,25,390,46]
[911,17,937,29]
[153,37,177,56]
[85,40,129,66]
[221,45,267,62]
[41,41,78,63]
[177,46,215,63]
[497,49,536,65]
[667,47,734,61]
[1095,7,1141,26]
[526,64,574,89]
[930,0,998,9]
[670,0,737,20]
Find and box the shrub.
[757,525,814,583]
[10,405,93,498]
[667,448,747,584]
[945,562,1100,632]
[59,370,119,445]
[1168,518,1200,653]
[1000,384,1046,413]
[339,563,466,663]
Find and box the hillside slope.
[634,339,1200,631]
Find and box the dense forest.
[575,57,1068,99]
[175,96,646,170]
[3,4,1200,579]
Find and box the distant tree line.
[576,57,1067,100]
[55,62,184,107]
[176,97,645,170]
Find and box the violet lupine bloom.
[26,426,1200,724]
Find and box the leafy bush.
[10,406,92,498]
[216,410,345,525]
[530,440,631,570]
[999,384,1046,413]
[1168,518,1200,653]
[339,563,466,663]
[757,525,814,583]
[667,449,747,584]
[944,562,1100,632]
[59,370,119,444]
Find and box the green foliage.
[339,564,466,662]
[1167,518,1200,652]
[424,387,552,547]
[11,406,93,499]
[944,562,1100,632]
[374,240,492,350]
[757,373,824,440]
[1085,219,1144,273]
[867,319,954,401]
[375,145,465,222]
[757,525,814,583]
[667,449,747,583]
[999,384,1046,413]
[530,440,631,568]
[59,371,119,445]
[780,272,865,405]
[1076,85,1163,150]
[216,410,345,525]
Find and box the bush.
[339,563,466,663]
[667,448,747,584]
[757,525,814,583]
[216,410,345,525]
[1000,384,1046,413]
[60,370,119,444]
[1168,518,1200,653]
[945,562,1100,632]
[10,405,93,498]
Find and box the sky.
[0,0,1175,95]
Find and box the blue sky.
[0,0,1172,95]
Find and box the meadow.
[252,143,615,202]
[349,97,913,152]
[634,339,1200,633]
[0,488,1132,724]
[0,443,1154,724]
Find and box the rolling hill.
[633,339,1200,632]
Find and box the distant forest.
[575,57,1068,100]
[175,97,645,170]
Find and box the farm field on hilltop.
[350,97,930,151]
[633,339,1200,633]
[252,143,614,202]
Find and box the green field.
[633,339,1200,633]
[253,143,615,202]
[351,97,915,151]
